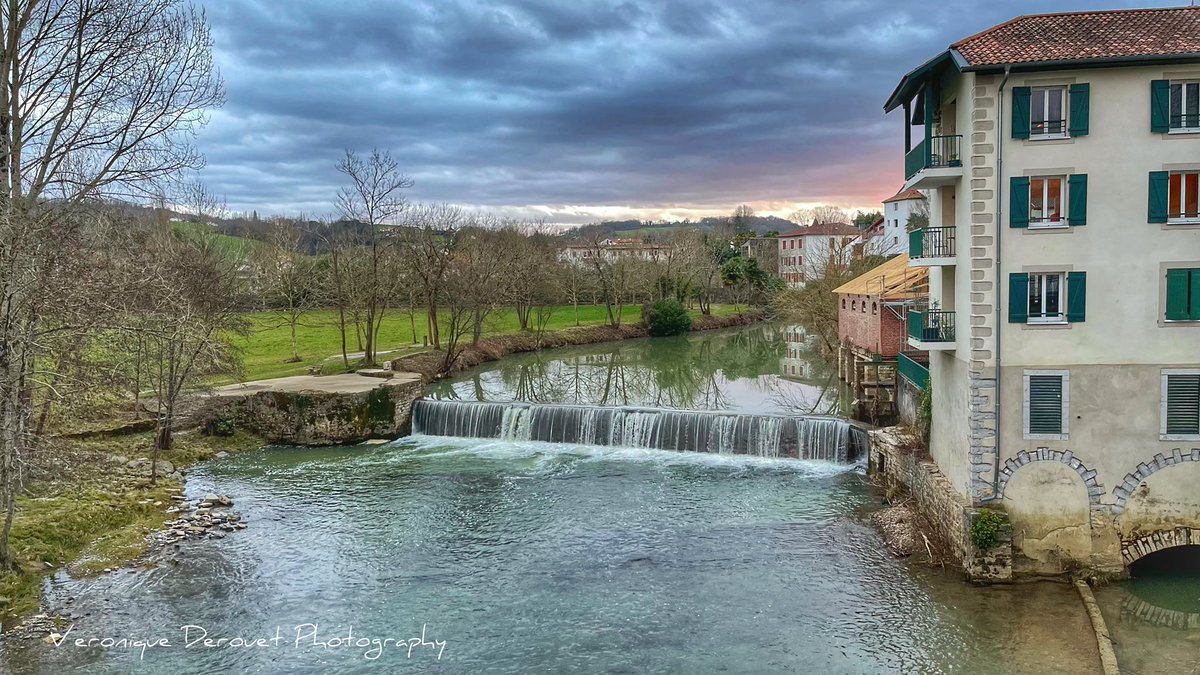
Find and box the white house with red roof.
[776,221,862,288]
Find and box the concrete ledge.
[1074,579,1121,675]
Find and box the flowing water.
[0,325,1113,673]
[412,400,866,461]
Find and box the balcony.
[904,135,963,189]
[908,227,956,266]
[907,309,955,350]
[897,352,929,390]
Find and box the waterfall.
[411,400,866,463]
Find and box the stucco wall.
[999,65,1200,367]
[930,351,973,497]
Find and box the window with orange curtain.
[1170,171,1200,222]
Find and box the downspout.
[991,65,1011,500]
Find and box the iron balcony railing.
[904,134,963,179]
[1170,113,1200,130]
[897,352,929,390]
[909,226,955,259]
[908,309,955,344]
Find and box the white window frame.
[1027,272,1068,325]
[1168,80,1200,134]
[1029,175,1069,229]
[1168,171,1200,225]
[1024,370,1070,441]
[1161,368,1200,440]
[1030,86,1069,139]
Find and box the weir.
[412,400,868,463]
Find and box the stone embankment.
[870,428,1014,582]
[206,373,426,446]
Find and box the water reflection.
[426,325,848,417]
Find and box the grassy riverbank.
[0,428,263,622]
[228,304,742,383]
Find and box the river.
[4,324,1176,674]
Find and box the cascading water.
[411,400,867,463]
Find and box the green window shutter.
[1012,87,1031,139]
[1193,269,1200,320]
[1151,79,1171,133]
[1010,176,1030,228]
[1028,375,1064,435]
[1165,268,1190,320]
[1068,83,1090,136]
[1165,374,1200,435]
[1068,174,1087,226]
[1066,271,1086,322]
[908,229,923,258]
[1009,273,1029,323]
[1148,171,1169,223]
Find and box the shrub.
[642,298,692,337]
[969,510,1007,551]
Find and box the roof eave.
[883,50,957,113]
[961,52,1200,73]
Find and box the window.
[1162,370,1200,439]
[841,298,846,309]
[1024,371,1069,440]
[851,300,857,311]
[1028,272,1066,324]
[1031,86,1067,137]
[861,300,866,313]
[1166,268,1200,321]
[1029,176,1066,227]
[872,302,878,315]
[1170,81,1200,132]
[1168,171,1200,223]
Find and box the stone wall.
[871,429,1013,582]
[207,379,427,446]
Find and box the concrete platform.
[212,372,422,397]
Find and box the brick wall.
[838,293,908,357]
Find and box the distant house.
[832,254,928,422]
[558,238,671,265]
[776,222,862,288]
[739,236,779,273]
[878,188,928,254]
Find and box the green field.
[227,303,740,383]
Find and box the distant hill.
[562,215,798,241]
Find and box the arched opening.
[1127,545,1200,616]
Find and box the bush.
[969,509,1008,551]
[642,298,693,337]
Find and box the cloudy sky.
[196,0,1153,225]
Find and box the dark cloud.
[195,0,1150,223]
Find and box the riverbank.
[0,426,266,626]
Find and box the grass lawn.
[226,303,741,383]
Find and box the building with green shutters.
[884,6,1200,576]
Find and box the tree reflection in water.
[426,325,850,418]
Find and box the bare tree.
[134,226,247,479]
[397,203,465,351]
[0,0,223,568]
[257,217,320,363]
[334,149,412,364]
[790,205,850,226]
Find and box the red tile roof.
[883,188,925,204]
[953,7,1200,68]
[779,222,862,238]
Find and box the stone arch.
[1113,448,1200,511]
[996,448,1103,505]
[1121,527,1200,567]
